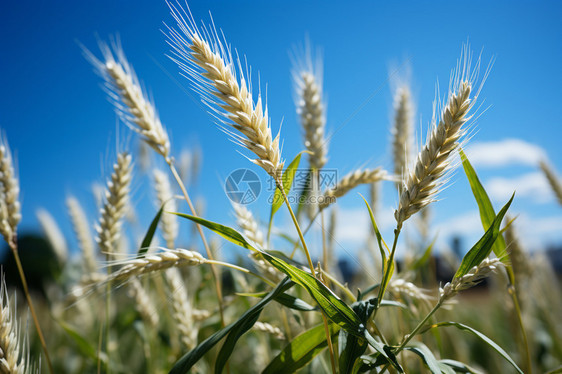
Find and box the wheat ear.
[166,3,283,179]
[439,258,504,301]
[0,135,53,373]
[36,208,68,265]
[232,204,281,280]
[388,279,433,303]
[128,278,160,328]
[294,50,328,170]
[0,276,27,374]
[253,321,285,340]
[66,196,97,273]
[0,136,20,245]
[395,50,481,229]
[232,203,264,247]
[165,268,197,349]
[318,168,388,210]
[153,169,179,248]
[392,86,413,191]
[96,152,133,257]
[539,160,562,205]
[105,248,206,284]
[85,41,171,162]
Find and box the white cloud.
[434,210,562,253]
[506,213,562,251]
[466,139,546,168]
[486,172,553,203]
[434,210,483,242]
[328,205,396,244]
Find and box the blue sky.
[1,1,561,263]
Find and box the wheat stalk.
[105,248,206,284]
[0,136,20,245]
[96,152,133,257]
[392,86,413,191]
[166,3,284,179]
[0,277,27,374]
[153,169,179,248]
[66,196,97,273]
[395,51,481,229]
[539,160,562,205]
[318,168,388,210]
[86,41,171,162]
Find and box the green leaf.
[380,300,407,309]
[58,319,107,366]
[360,196,395,311]
[138,204,164,257]
[339,298,377,374]
[437,363,457,374]
[411,236,437,270]
[439,359,482,374]
[363,332,403,372]
[263,323,340,374]
[424,322,524,374]
[454,193,514,278]
[259,251,364,336]
[169,278,292,374]
[351,353,390,374]
[404,341,442,374]
[295,168,312,220]
[361,195,388,262]
[270,152,305,217]
[236,291,316,311]
[460,149,508,260]
[172,212,257,251]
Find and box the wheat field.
[0,2,561,373]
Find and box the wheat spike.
[96,152,133,257]
[0,276,27,374]
[539,160,562,205]
[395,49,482,229]
[440,258,503,301]
[166,3,284,178]
[128,278,160,328]
[253,321,285,340]
[153,169,179,248]
[392,86,413,191]
[86,41,171,162]
[66,196,97,273]
[293,46,327,170]
[388,279,433,303]
[232,204,282,280]
[232,204,264,247]
[318,168,388,210]
[0,136,21,245]
[36,208,68,265]
[165,268,197,349]
[105,248,206,284]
